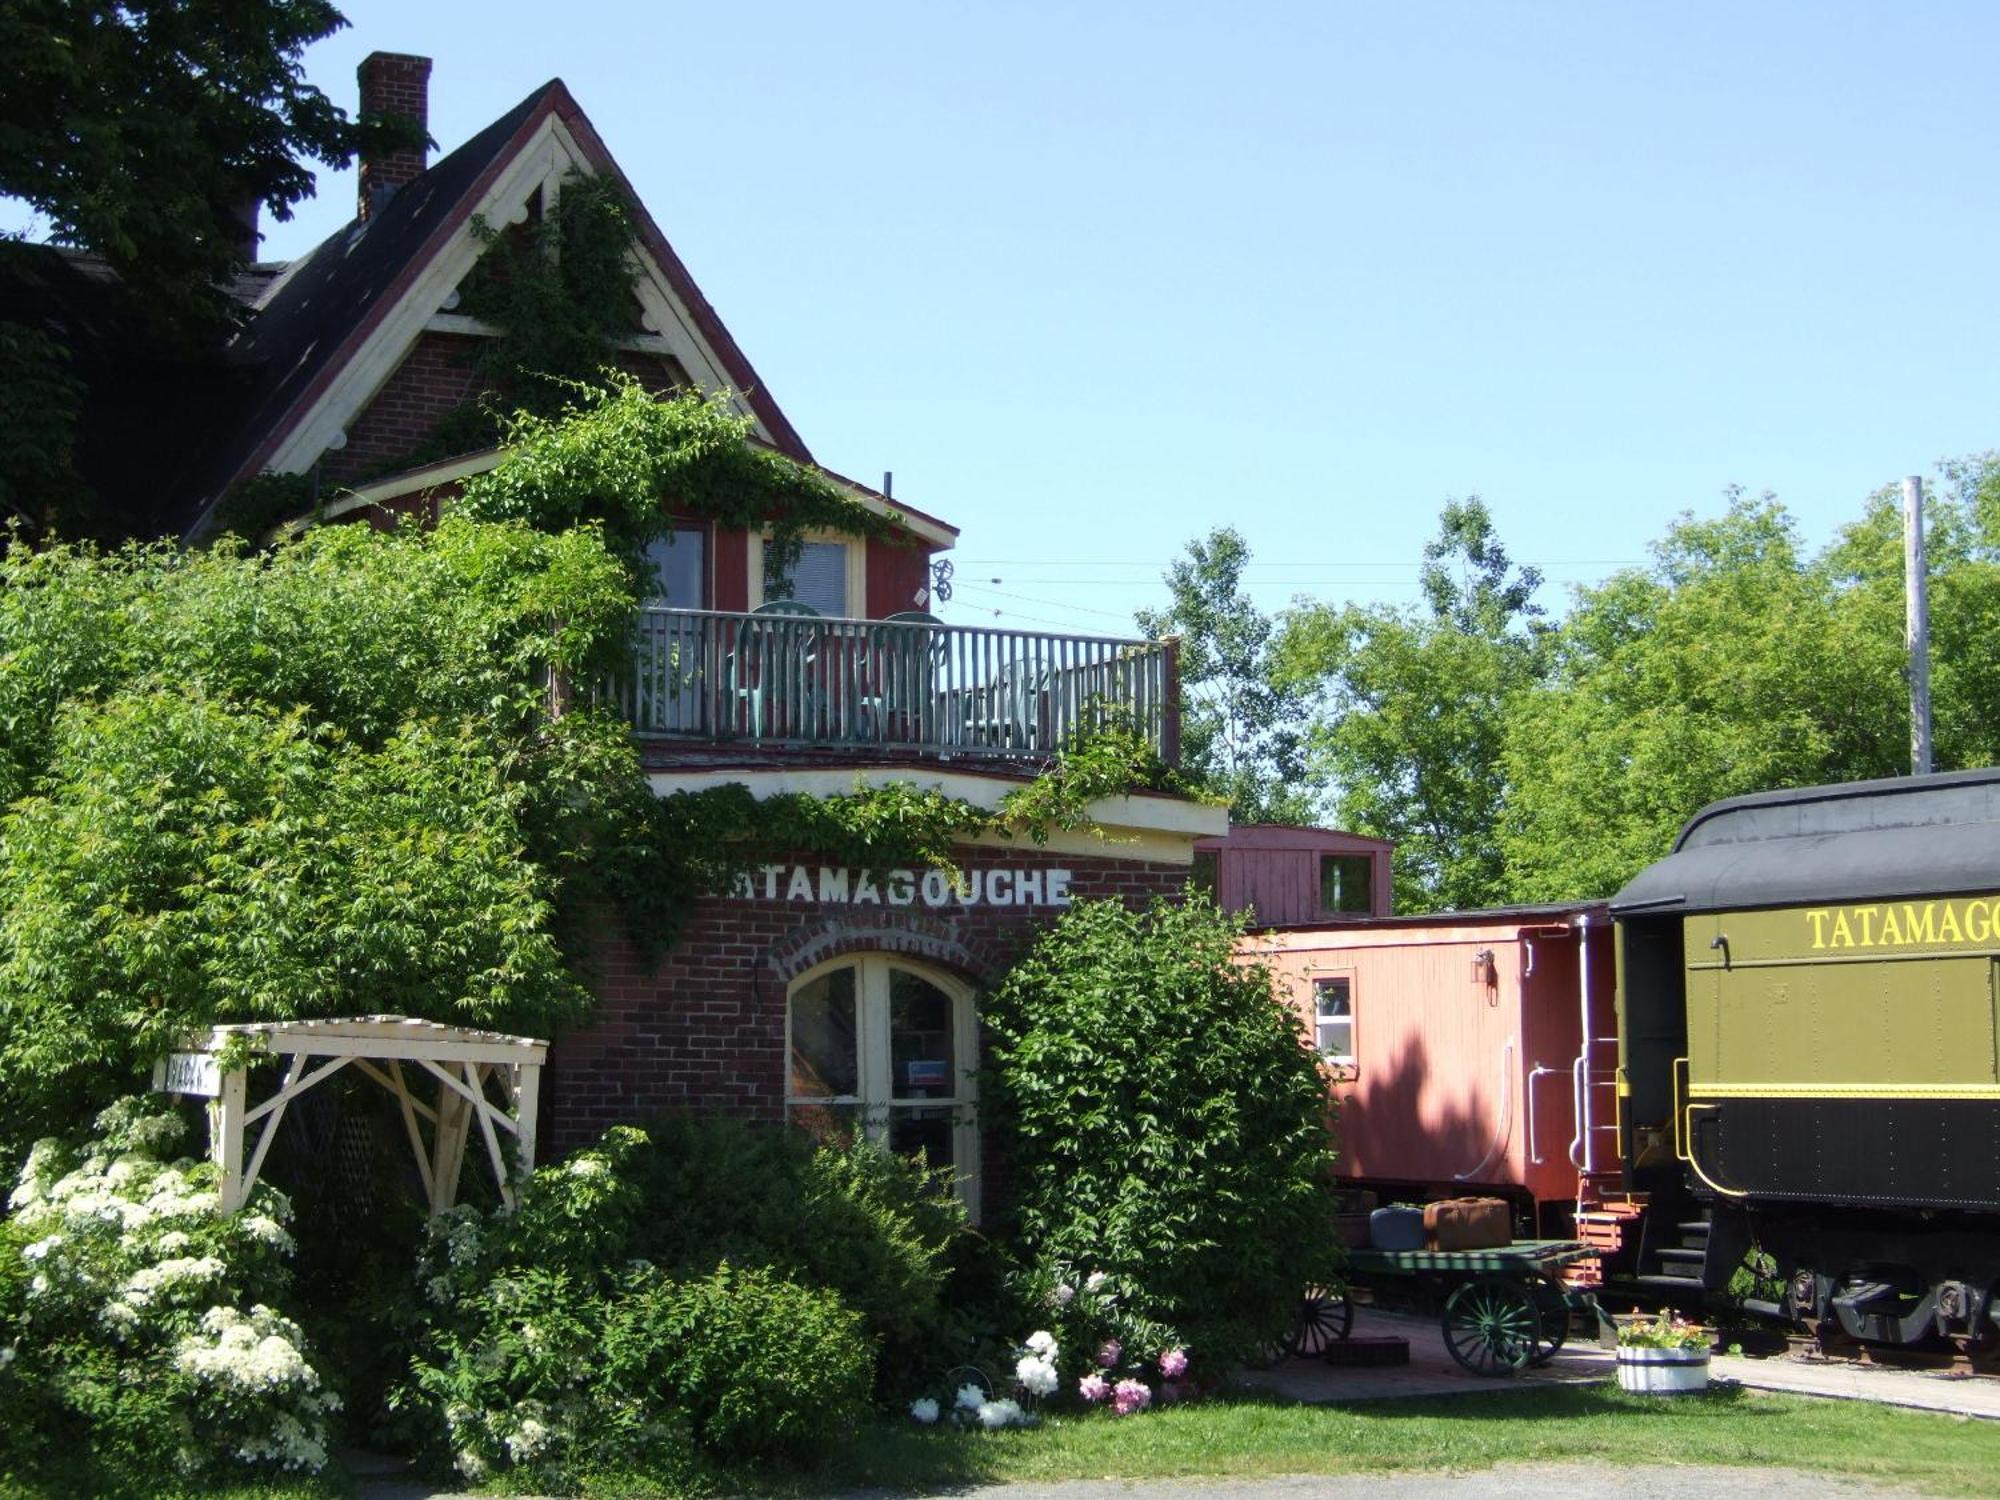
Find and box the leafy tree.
[0,0,401,332]
[1275,498,1545,911]
[0,518,641,1152]
[982,895,1341,1370]
[1498,491,1912,900]
[1136,528,1310,822]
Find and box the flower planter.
[1615,1344,1710,1394]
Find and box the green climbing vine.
[457,375,896,584]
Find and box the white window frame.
[747,529,867,618]
[785,954,980,1220]
[1314,974,1355,1070]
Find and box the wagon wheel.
[1527,1275,1573,1365]
[1442,1277,1543,1376]
[1291,1285,1355,1357]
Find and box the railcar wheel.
[1527,1276,1573,1365]
[1291,1286,1356,1357]
[1442,1277,1543,1376]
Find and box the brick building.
[10,52,1225,1208]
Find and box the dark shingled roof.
[1610,767,2000,916]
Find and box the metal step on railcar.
[1632,1211,1712,1305]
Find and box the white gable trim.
[262,115,775,478]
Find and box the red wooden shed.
[1194,823,1394,926]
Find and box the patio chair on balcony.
[728,600,822,740]
[958,657,1055,754]
[853,611,947,746]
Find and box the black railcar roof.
[1610,767,2000,916]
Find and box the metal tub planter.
[1614,1312,1712,1394]
[1614,1344,1711,1395]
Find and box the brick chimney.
[357,52,432,220]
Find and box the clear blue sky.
[20,2,2000,635]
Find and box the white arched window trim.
[785,954,981,1221]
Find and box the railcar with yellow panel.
[1611,769,2000,1351]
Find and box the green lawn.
[686,1385,2000,1499]
[12,1385,1999,1498]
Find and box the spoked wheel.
[1290,1286,1355,1357]
[1442,1277,1543,1376]
[1527,1276,1573,1366]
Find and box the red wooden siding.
[1196,823,1394,926]
[1249,908,1613,1211]
[866,536,933,617]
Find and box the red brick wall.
[543,845,1191,1153]
[320,332,485,486]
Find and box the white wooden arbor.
[152,1016,547,1216]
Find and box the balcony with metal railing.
[605,607,1180,763]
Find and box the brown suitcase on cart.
[1424,1197,1510,1251]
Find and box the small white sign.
[155,1052,221,1098]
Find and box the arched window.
[786,955,980,1218]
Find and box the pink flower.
[1111,1378,1152,1416]
[1077,1371,1110,1403]
[1158,1347,1188,1379]
[1096,1337,1122,1368]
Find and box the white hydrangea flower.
[21,1235,61,1262]
[909,1396,940,1424]
[503,1415,553,1463]
[955,1382,985,1411]
[1015,1355,1059,1397]
[239,1215,295,1254]
[1024,1329,1059,1357]
[100,1299,141,1334]
[1084,1270,1110,1293]
[567,1155,608,1177]
[977,1398,1027,1429]
[156,1230,191,1254]
[123,1255,226,1306]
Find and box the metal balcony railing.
[606,608,1180,763]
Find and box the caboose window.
[1314,976,1354,1065]
[1319,854,1373,915]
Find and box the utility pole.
[1905,475,1933,776]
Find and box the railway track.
[1727,1322,2000,1379]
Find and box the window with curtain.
[769,539,849,616]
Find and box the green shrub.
[983,896,1344,1373]
[0,1099,339,1490]
[398,1122,931,1483]
[621,1115,967,1378]
[604,1264,872,1461]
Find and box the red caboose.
[1236,889,1623,1250]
